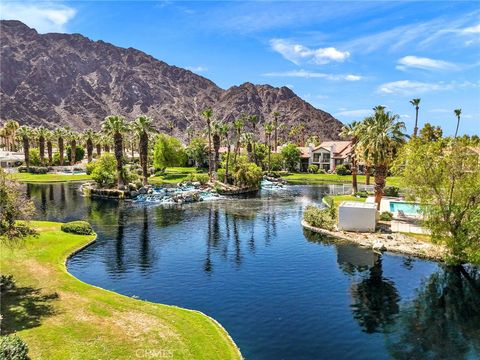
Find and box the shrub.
[318,168,326,174]
[303,205,336,231]
[308,164,319,174]
[355,190,369,198]
[153,134,187,171]
[85,161,96,175]
[66,145,85,164]
[17,166,48,174]
[335,164,351,176]
[0,274,15,292]
[384,186,399,197]
[192,173,210,185]
[281,143,301,172]
[231,158,263,188]
[0,335,29,360]
[380,211,393,221]
[61,221,94,235]
[216,168,226,183]
[28,149,41,166]
[270,153,284,171]
[91,153,117,188]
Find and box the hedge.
[61,221,94,235]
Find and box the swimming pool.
[389,201,422,215]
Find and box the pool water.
[389,201,421,216]
[26,183,480,360]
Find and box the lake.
[27,183,480,360]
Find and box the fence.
[319,184,375,195]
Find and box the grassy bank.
[149,167,204,185]
[0,222,241,359]
[10,173,92,183]
[281,173,401,187]
[323,194,367,207]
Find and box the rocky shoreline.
[301,220,448,261]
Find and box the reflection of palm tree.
[204,208,213,273]
[386,266,480,359]
[139,206,151,271]
[115,205,126,272]
[232,216,242,266]
[350,257,400,333]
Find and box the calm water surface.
[27,183,480,360]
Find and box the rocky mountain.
[0,20,343,140]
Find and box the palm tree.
[101,134,111,153]
[410,98,421,138]
[212,122,223,171]
[17,126,32,170]
[454,109,462,138]
[83,129,95,163]
[36,126,48,166]
[340,121,360,194]
[102,115,128,188]
[4,119,19,151]
[357,107,406,209]
[53,128,67,166]
[233,116,244,164]
[264,122,274,171]
[45,129,54,165]
[132,115,155,186]
[248,114,259,164]
[221,123,232,183]
[93,133,102,157]
[243,132,254,162]
[201,107,214,177]
[68,131,79,166]
[272,111,280,152]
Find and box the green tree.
[410,98,421,138]
[264,122,274,171]
[186,137,208,168]
[3,119,19,151]
[102,115,128,188]
[16,126,32,170]
[201,107,214,177]
[53,127,67,166]
[340,121,361,193]
[281,143,301,172]
[394,139,480,264]
[272,111,280,152]
[233,116,244,163]
[230,156,262,189]
[132,116,155,185]
[67,131,80,165]
[212,122,223,171]
[35,126,48,166]
[248,115,259,164]
[357,107,406,209]
[419,123,443,142]
[91,153,117,188]
[153,134,186,172]
[83,129,95,163]
[454,109,462,138]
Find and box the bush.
[355,190,369,198]
[0,274,15,291]
[384,186,399,197]
[307,164,319,174]
[66,145,85,164]
[85,161,96,175]
[335,164,351,176]
[17,166,48,174]
[270,153,284,171]
[380,211,393,221]
[187,173,209,185]
[318,168,326,174]
[303,205,336,231]
[61,221,94,235]
[231,157,263,188]
[91,153,117,188]
[281,143,301,172]
[0,335,29,360]
[28,149,41,166]
[217,168,226,183]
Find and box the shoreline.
[301,219,447,261]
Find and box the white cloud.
[378,80,479,95]
[0,2,76,33]
[262,69,361,81]
[463,24,480,34]
[336,109,372,118]
[400,114,411,119]
[269,39,350,65]
[397,56,458,71]
[185,65,208,73]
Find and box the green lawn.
[281,173,402,187]
[323,194,367,207]
[150,167,204,185]
[10,173,92,183]
[0,222,241,360]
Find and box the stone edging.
[301,220,447,261]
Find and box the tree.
[0,169,36,243]
[410,98,421,138]
[212,122,223,171]
[35,126,48,166]
[272,111,280,152]
[264,122,274,171]
[3,120,19,151]
[91,153,117,188]
[340,121,360,193]
[394,138,480,264]
[45,129,54,165]
[16,126,32,170]
[222,123,232,182]
[83,129,95,163]
[202,107,214,177]
[281,143,301,172]
[419,123,443,142]
[233,116,244,163]
[230,155,263,189]
[153,134,186,172]
[102,115,128,188]
[186,137,208,168]
[248,114,259,164]
[54,127,67,166]
[67,131,79,166]
[454,109,462,138]
[132,115,155,185]
[357,107,406,209]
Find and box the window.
[313,153,320,162]
[322,153,330,162]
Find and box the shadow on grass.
[1,278,59,335]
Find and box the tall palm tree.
[410,98,421,138]
[201,107,214,177]
[357,107,406,209]
[54,128,67,166]
[221,123,232,183]
[36,126,48,166]
[212,122,223,171]
[454,109,462,138]
[93,133,102,157]
[265,122,274,171]
[4,119,19,151]
[132,115,155,186]
[272,111,280,152]
[102,115,128,188]
[101,134,111,153]
[45,129,54,166]
[243,133,254,162]
[68,131,79,166]
[17,125,32,170]
[248,114,259,164]
[83,129,95,163]
[233,116,244,164]
[340,121,360,194]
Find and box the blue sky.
[1,1,479,136]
